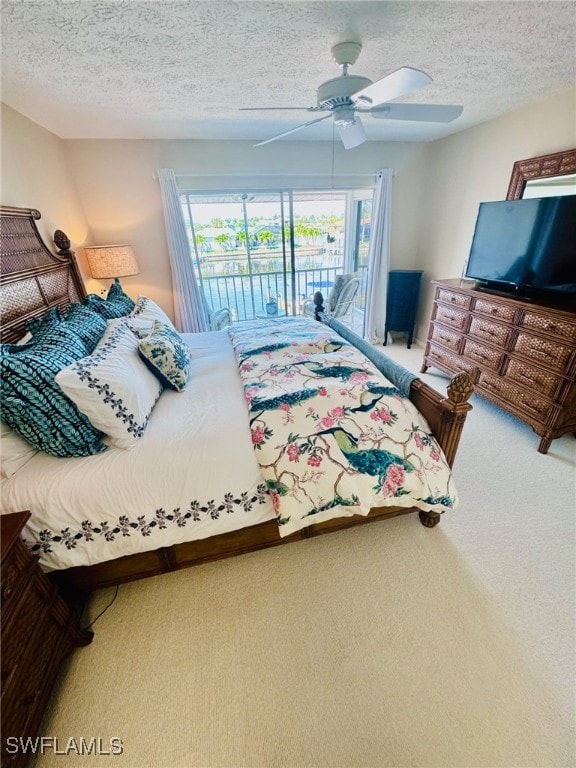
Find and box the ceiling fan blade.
[369,103,463,123]
[351,66,432,107]
[240,107,324,112]
[254,113,333,147]
[337,117,367,149]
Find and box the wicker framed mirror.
[506,148,576,200]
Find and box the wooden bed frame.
[0,206,474,594]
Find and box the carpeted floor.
[32,342,575,768]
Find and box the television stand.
[421,279,576,453]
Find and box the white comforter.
[0,332,276,572]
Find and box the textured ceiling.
[1,0,575,144]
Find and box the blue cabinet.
[384,270,423,348]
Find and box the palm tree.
[257,230,275,248]
[236,229,248,249]
[214,232,230,251]
[194,233,207,253]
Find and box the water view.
[180,190,360,322]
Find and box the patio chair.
[202,292,231,330]
[302,272,362,321]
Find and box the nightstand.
[1,511,93,767]
[384,270,423,348]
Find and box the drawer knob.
[519,371,540,386]
[530,345,551,358]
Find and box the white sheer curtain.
[363,168,393,343]
[157,168,208,333]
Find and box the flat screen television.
[464,195,576,301]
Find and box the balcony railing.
[202,266,342,320]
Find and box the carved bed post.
[54,229,72,256]
[313,291,325,321]
[437,370,476,465]
[417,369,475,528]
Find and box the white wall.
[2,88,574,329]
[413,87,576,340]
[0,103,92,270]
[61,138,430,318]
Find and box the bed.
[0,206,474,594]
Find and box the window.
[181,188,372,325]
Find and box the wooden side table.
[384,270,423,348]
[1,511,93,767]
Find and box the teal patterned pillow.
[138,321,191,392]
[84,282,135,320]
[28,304,107,353]
[63,303,107,352]
[0,326,106,457]
[28,307,61,336]
[84,293,128,319]
[106,280,136,313]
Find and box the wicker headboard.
[0,206,86,343]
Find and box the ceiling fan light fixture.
[334,106,356,126]
[337,117,367,149]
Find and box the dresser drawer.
[463,339,503,371]
[504,359,562,399]
[1,573,50,692]
[1,540,34,610]
[437,288,471,309]
[521,311,576,342]
[427,343,473,374]
[513,332,574,372]
[469,316,510,346]
[435,304,468,330]
[431,324,462,352]
[472,297,517,323]
[479,373,552,421]
[2,609,62,740]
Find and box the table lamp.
[84,244,139,286]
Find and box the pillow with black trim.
[129,296,177,334]
[84,281,135,319]
[138,321,191,392]
[55,319,163,449]
[0,326,106,458]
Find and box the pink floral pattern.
[229,318,457,537]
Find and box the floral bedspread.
[228,318,457,537]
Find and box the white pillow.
[0,421,38,478]
[55,319,163,449]
[129,296,177,334]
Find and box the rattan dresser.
[421,279,576,453]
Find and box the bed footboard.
[410,370,475,467]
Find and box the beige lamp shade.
[84,244,139,279]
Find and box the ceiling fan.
[241,41,463,149]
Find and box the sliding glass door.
[181,190,353,322]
